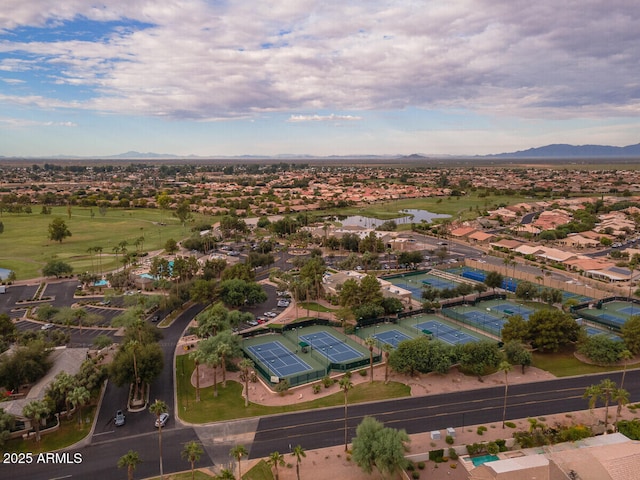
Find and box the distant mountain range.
[2,143,640,160]
[487,143,640,158]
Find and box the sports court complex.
[384,270,466,300]
[442,299,536,337]
[242,325,372,386]
[357,314,483,347]
[573,298,640,331]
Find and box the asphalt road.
[248,369,638,459]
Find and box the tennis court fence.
[441,308,502,336]
[243,350,329,387]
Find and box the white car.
[41,323,54,330]
[155,412,169,428]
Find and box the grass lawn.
[146,470,215,480]
[6,406,96,454]
[297,302,336,313]
[0,206,212,280]
[317,192,538,223]
[176,356,410,423]
[244,459,273,480]
[532,350,624,377]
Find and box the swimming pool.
[470,454,499,467]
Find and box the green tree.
[0,408,15,447]
[499,361,511,428]
[577,334,625,365]
[382,343,392,384]
[149,399,168,480]
[352,416,410,477]
[292,444,306,480]
[196,303,231,338]
[526,309,582,352]
[48,217,72,243]
[622,315,640,354]
[67,385,90,426]
[182,441,204,480]
[164,238,178,254]
[189,346,208,402]
[584,378,617,433]
[239,358,254,407]
[504,341,532,374]
[456,340,502,381]
[484,270,504,293]
[230,444,248,480]
[614,387,630,430]
[0,313,17,342]
[22,399,50,442]
[267,451,286,480]
[174,199,193,228]
[364,336,376,383]
[501,315,529,344]
[42,259,73,278]
[339,372,353,451]
[117,450,142,480]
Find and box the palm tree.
[149,399,168,480]
[339,372,354,451]
[619,349,633,391]
[22,400,50,443]
[382,343,392,384]
[117,450,142,480]
[189,347,208,402]
[216,342,231,388]
[364,336,376,383]
[67,385,90,427]
[239,358,254,407]
[230,444,248,480]
[292,444,306,480]
[614,387,630,431]
[267,451,285,480]
[215,469,236,480]
[499,361,511,428]
[181,441,204,480]
[127,340,141,402]
[205,348,221,398]
[584,378,617,434]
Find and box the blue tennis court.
[246,341,312,378]
[414,320,478,345]
[595,312,627,327]
[491,303,534,318]
[463,311,507,336]
[421,276,458,290]
[372,329,413,348]
[394,282,423,297]
[300,331,363,363]
[619,305,640,316]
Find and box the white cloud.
[287,114,362,123]
[1,0,639,123]
[0,116,77,127]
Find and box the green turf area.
[532,350,624,377]
[297,302,336,313]
[5,405,96,454]
[316,192,538,223]
[176,355,410,423]
[244,459,273,480]
[0,207,212,280]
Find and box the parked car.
[114,410,126,426]
[277,300,290,308]
[155,412,169,428]
[248,320,259,327]
[41,323,53,330]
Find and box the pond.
[330,209,451,228]
[0,268,12,280]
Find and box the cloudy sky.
[1,1,639,157]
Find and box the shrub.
[275,379,290,395]
[359,369,368,376]
[429,449,445,462]
[417,461,426,469]
[450,463,457,469]
[411,471,420,479]
[504,421,516,428]
[477,426,487,435]
[445,435,454,445]
[322,376,334,388]
[495,439,507,452]
[406,462,415,471]
[487,442,499,455]
[448,448,458,460]
[312,384,322,394]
